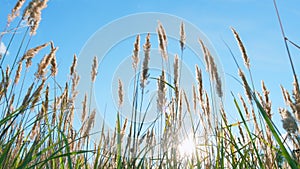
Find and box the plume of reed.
[238,94,250,120]
[140,33,151,88]
[23,0,49,35]
[231,27,250,69]
[36,41,58,78]
[118,79,124,107]
[279,108,298,134]
[180,22,186,51]
[21,42,48,68]
[7,0,26,25]
[193,85,197,111]
[71,72,80,100]
[30,78,45,110]
[195,65,203,102]
[50,53,57,76]
[81,93,87,123]
[199,39,223,98]
[70,54,78,76]
[173,54,179,100]
[91,56,98,82]
[238,68,252,102]
[41,85,49,118]
[14,61,22,84]
[157,22,168,61]
[83,109,96,137]
[157,70,166,113]
[132,34,140,70]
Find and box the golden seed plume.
[23,0,49,35]
[279,108,298,134]
[81,93,87,123]
[195,65,203,102]
[8,0,26,25]
[193,85,197,111]
[21,42,48,68]
[180,21,186,51]
[118,79,124,107]
[173,54,179,100]
[157,70,166,113]
[231,27,250,69]
[198,39,223,98]
[239,94,250,120]
[36,41,58,78]
[157,21,167,61]
[31,78,45,110]
[50,54,57,76]
[83,109,96,137]
[238,68,252,102]
[140,33,151,88]
[70,54,77,76]
[132,34,140,70]
[14,62,22,84]
[91,56,98,82]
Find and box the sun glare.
[178,134,195,158]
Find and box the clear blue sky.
[1,0,299,133]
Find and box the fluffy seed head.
[14,62,22,84]
[70,54,77,76]
[140,33,151,88]
[118,79,124,107]
[132,34,140,70]
[91,56,98,82]
[7,0,26,24]
[231,27,250,69]
[180,22,186,51]
[279,108,298,134]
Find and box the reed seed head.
[231,27,250,69]
[14,62,22,84]
[279,108,298,134]
[132,34,140,70]
[180,22,186,51]
[157,70,166,113]
[141,33,151,88]
[70,54,77,76]
[8,0,26,25]
[91,56,98,82]
[238,68,252,102]
[118,79,124,107]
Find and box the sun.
[178,134,196,158]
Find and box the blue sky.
[1,0,300,133]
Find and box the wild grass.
[1,0,300,168]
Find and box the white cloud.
[0,42,8,55]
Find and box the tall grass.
[0,0,300,168]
